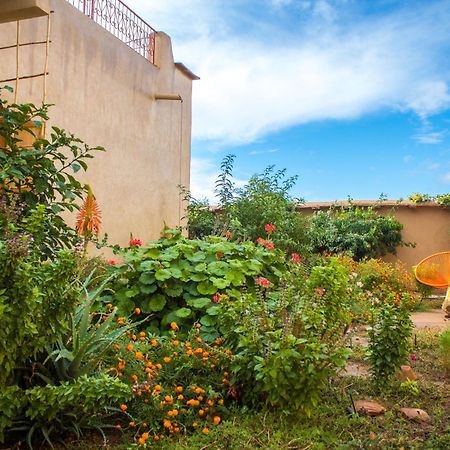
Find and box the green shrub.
[366,300,413,386]
[0,386,24,442]
[408,192,450,207]
[216,258,352,415]
[2,374,131,447]
[110,326,232,442]
[0,202,79,387]
[184,155,309,253]
[307,201,409,260]
[107,228,286,339]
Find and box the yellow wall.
[298,201,450,269]
[0,0,194,247]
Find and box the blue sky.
[128,0,450,202]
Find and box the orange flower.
[76,185,101,238]
[213,416,221,425]
[150,339,158,347]
[135,351,144,360]
[140,331,146,337]
[120,404,127,412]
[126,344,134,351]
[129,421,136,427]
[170,322,179,331]
[131,374,138,382]
[134,307,141,315]
[202,427,209,434]
[138,437,146,445]
[163,356,171,363]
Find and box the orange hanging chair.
[414,251,450,317]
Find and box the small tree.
[0,86,104,256]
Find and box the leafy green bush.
[109,326,232,442]
[408,192,450,207]
[366,301,413,386]
[107,228,286,339]
[0,202,79,387]
[216,258,352,415]
[0,87,103,256]
[307,202,408,260]
[184,155,309,253]
[1,374,131,447]
[335,256,419,320]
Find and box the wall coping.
[295,200,448,210]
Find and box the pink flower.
[212,292,221,303]
[290,252,301,264]
[129,238,142,247]
[265,223,276,233]
[107,259,117,265]
[256,277,270,288]
[410,354,417,361]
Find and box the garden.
[1,91,449,449]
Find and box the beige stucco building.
[0,0,197,246]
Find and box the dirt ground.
[411,309,450,330]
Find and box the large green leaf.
[139,272,156,285]
[187,297,212,309]
[197,281,217,295]
[210,277,230,289]
[191,273,208,282]
[207,261,230,276]
[140,284,158,294]
[175,307,192,318]
[165,284,183,297]
[155,269,172,281]
[141,294,166,312]
[188,251,206,262]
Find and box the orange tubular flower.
[76,185,101,239]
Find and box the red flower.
[256,238,275,251]
[107,259,117,265]
[290,253,301,264]
[129,238,142,247]
[256,277,270,288]
[265,223,276,233]
[212,292,221,303]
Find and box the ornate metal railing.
[66,0,156,64]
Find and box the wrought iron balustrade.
[66,0,156,63]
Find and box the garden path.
[411,309,449,330]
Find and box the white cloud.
[249,148,280,155]
[414,131,446,144]
[406,81,450,118]
[128,0,450,145]
[189,157,218,202]
[190,157,247,203]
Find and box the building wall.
[0,0,194,247]
[298,201,450,269]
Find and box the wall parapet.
[66,0,156,63]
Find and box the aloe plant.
[46,270,137,381]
